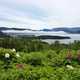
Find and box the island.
[37,35,71,39]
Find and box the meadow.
[0,37,80,80]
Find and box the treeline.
[0,37,80,53]
[0,37,50,52]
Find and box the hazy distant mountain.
[0,27,26,31]
[1,27,80,34]
[53,27,80,33]
[41,27,80,34]
[0,27,72,39]
[0,27,27,37]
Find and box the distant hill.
[0,27,27,37]
[53,27,80,33]
[1,27,80,34]
[41,27,80,34]
[0,27,72,39]
[0,27,26,31]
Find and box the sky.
[0,0,80,29]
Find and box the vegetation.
[0,37,80,80]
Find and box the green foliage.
[0,37,50,53]
[0,48,80,80]
[0,38,80,79]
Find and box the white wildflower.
[5,53,10,58]
[16,53,20,57]
[12,48,16,52]
[66,65,74,70]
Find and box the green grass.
[0,48,80,80]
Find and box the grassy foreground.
[0,48,80,80]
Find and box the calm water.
[42,34,80,44]
[2,30,80,44]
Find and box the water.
[2,30,80,44]
[42,34,80,44]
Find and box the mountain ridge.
[1,27,80,34]
[40,27,80,33]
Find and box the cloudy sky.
[0,0,80,29]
